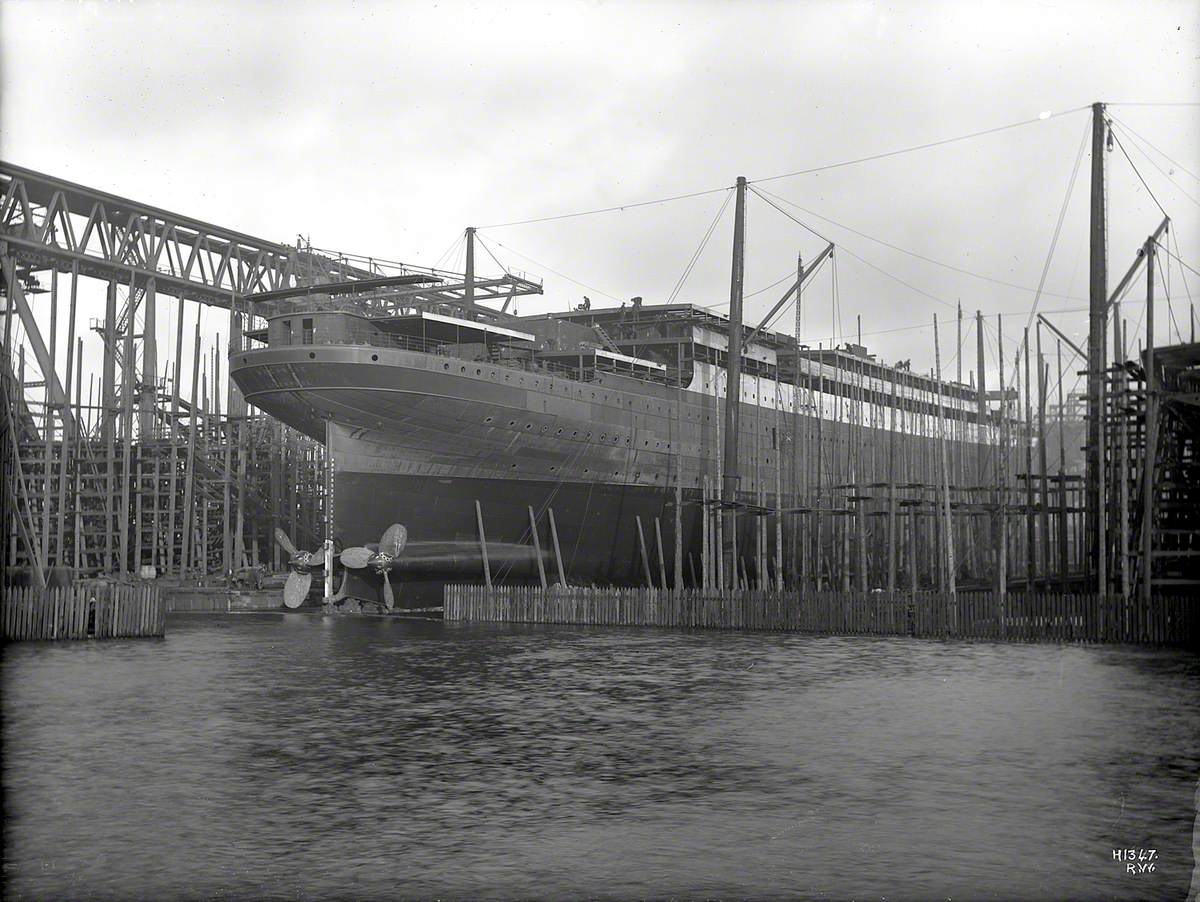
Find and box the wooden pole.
[42,268,57,567]
[166,293,185,576]
[997,315,1007,602]
[1023,327,1035,591]
[674,383,683,589]
[774,382,784,591]
[475,499,491,588]
[528,506,547,589]
[1056,337,1069,591]
[792,250,803,588]
[57,264,78,567]
[654,516,668,591]
[934,315,956,601]
[120,271,135,574]
[701,474,710,590]
[1141,239,1156,604]
[886,377,897,593]
[180,307,201,578]
[1086,101,1108,595]
[1114,309,1129,599]
[636,515,653,588]
[722,176,747,588]
[548,507,567,587]
[73,336,84,569]
[815,356,824,589]
[1036,323,1050,591]
[715,372,724,590]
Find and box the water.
[3,614,1198,901]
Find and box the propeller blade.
[340,546,374,569]
[382,570,395,611]
[274,528,298,557]
[379,524,408,558]
[283,570,312,609]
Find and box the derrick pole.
[1142,239,1156,604]
[722,176,747,589]
[465,227,476,305]
[1086,101,1108,593]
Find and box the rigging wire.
[432,233,465,271]
[1164,241,1181,343]
[1108,124,1169,218]
[749,186,959,310]
[1108,113,1200,183]
[753,184,1090,302]
[477,107,1088,229]
[1168,229,1195,327]
[1108,119,1200,210]
[749,106,1089,185]
[1003,115,1090,391]
[473,233,511,275]
[1154,240,1200,281]
[478,185,732,229]
[481,238,626,303]
[667,189,734,304]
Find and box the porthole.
[509,420,516,427]
[308,352,315,359]
[444,363,450,370]
[511,464,518,469]
[525,423,532,430]
[557,428,563,434]
[600,433,607,441]
[485,416,494,423]
[371,354,379,361]
[460,366,466,373]
[476,368,482,375]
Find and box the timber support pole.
[721,176,746,589]
[1086,100,1108,593]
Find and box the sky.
[2,0,1198,406]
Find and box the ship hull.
[332,469,700,605]
[230,342,994,602]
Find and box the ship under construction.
[232,238,995,605]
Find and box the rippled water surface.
[4,613,1198,900]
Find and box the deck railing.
[444,585,1197,645]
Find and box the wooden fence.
[2,584,166,641]
[444,584,1197,645]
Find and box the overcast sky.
[2,0,1197,402]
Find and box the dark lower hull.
[334,471,703,606]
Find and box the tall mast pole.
[791,251,803,585]
[1086,101,1108,593]
[722,176,747,588]
[1142,238,1156,604]
[465,227,476,306]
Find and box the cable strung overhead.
[477,106,1090,229]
